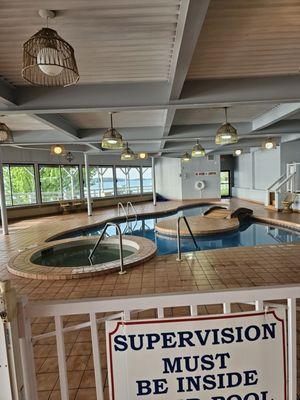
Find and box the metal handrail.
[126,201,138,221]
[267,173,286,191]
[117,202,128,220]
[275,171,296,192]
[88,222,126,275]
[176,216,198,261]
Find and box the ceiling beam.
[9,131,292,146]
[252,103,300,131]
[31,114,79,139]
[254,119,300,135]
[159,108,176,151]
[0,78,17,106]
[280,134,300,143]
[3,76,300,114]
[9,82,170,114]
[179,75,300,107]
[160,0,210,152]
[168,0,210,100]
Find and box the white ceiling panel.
[188,0,300,79]
[1,114,54,131]
[0,0,182,85]
[64,110,166,128]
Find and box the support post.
[0,163,8,235]
[34,164,42,205]
[84,153,92,216]
[151,157,156,206]
[79,164,84,199]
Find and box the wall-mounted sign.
[106,310,286,400]
[195,171,217,176]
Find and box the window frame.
[141,166,153,194]
[38,163,81,204]
[82,164,115,199]
[3,162,152,208]
[115,165,142,197]
[3,163,37,207]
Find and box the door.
[220,170,231,197]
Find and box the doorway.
[220,170,231,197]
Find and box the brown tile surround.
[0,198,299,399]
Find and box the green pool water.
[32,243,134,268]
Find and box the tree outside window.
[39,165,80,202]
[3,164,36,206]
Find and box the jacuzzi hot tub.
[8,236,156,280]
[31,240,136,268]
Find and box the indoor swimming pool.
[53,205,300,256]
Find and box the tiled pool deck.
[0,198,299,399]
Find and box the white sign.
[106,310,286,400]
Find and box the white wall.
[155,158,182,200]
[155,155,220,200]
[254,148,281,189]
[280,139,300,173]
[233,147,280,203]
[234,153,253,189]
[181,155,220,199]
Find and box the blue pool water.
[53,205,300,255]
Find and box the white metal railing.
[267,173,286,191]
[14,284,299,400]
[126,201,138,221]
[117,202,128,219]
[276,171,296,193]
[265,162,300,208]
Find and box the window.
[83,166,114,198]
[61,166,81,200]
[3,164,36,206]
[142,167,152,193]
[116,167,141,195]
[220,170,231,197]
[39,165,80,202]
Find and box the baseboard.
[231,196,264,205]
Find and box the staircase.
[265,162,299,210]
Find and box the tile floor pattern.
[0,199,299,399]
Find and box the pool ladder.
[117,201,138,222]
[176,216,198,261]
[88,222,126,274]
[117,201,138,234]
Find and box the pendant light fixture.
[191,140,205,157]
[22,9,79,87]
[0,122,13,143]
[50,144,66,156]
[138,152,148,160]
[262,138,277,150]
[181,152,191,162]
[121,143,135,161]
[215,107,238,145]
[233,149,242,156]
[102,112,124,150]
